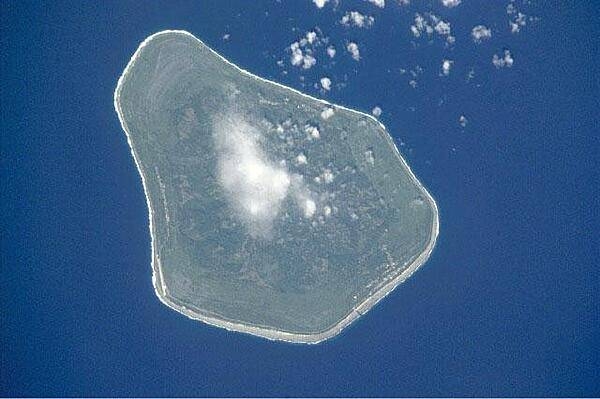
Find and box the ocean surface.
[1,1,598,396]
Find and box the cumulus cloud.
[347,42,360,61]
[441,59,453,76]
[510,12,527,33]
[341,11,374,28]
[492,49,514,68]
[434,20,451,36]
[213,115,292,238]
[411,13,454,44]
[321,107,335,120]
[506,3,528,33]
[295,153,307,165]
[326,46,336,58]
[304,124,321,139]
[289,41,317,69]
[313,0,328,8]
[372,106,382,117]
[441,0,461,7]
[366,0,385,8]
[471,25,492,43]
[320,77,332,91]
[306,31,317,44]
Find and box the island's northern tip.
[114,30,439,344]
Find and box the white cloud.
[510,12,527,33]
[320,168,335,184]
[372,106,382,117]
[441,0,461,7]
[366,0,385,8]
[441,59,453,76]
[411,13,453,44]
[296,153,307,165]
[492,49,514,68]
[326,46,336,58]
[347,42,360,61]
[313,0,328,8]
[303,199,316,218]
[306,31,317,44]
[471,25,492,43]
[320,77,332,91]
[459,115,468,127]
[304,124,321,139]
[289,39,317,69]
[301,54,316,69]
[213,116,291,238]
[341,11,374,28]
[434,20,451,36]
[321,107,335,120]
[507,3,527,33]
[410,13,428,37]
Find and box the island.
[114,30,439,343]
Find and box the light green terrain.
[115,30,439,343]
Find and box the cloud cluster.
[320,77,332,91]
[346,42,360,61]
[441,0,461,7]
[289,30,324,70]
[492,49,514,68]
[313,0,328,9]
[411,13,455,44]
[366,0,385,8]
[341,11,375,28]
[441,59,453,76]
[213,115,291,238]
[471,25,492,43]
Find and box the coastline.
[114,30,440,344]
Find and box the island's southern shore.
[114,30,440,344]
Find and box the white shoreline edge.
[113,30,440,344]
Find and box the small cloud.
[372,106,382,117]
[434,20,451,36]
[366,0,385,8]
[441,0,461,7]
[346,42,360,61]
[341,11,374,28]
[441,59,453,76]
[296,153,308,165]
[326,46,336,58]
[471,25,492,43]
[492,49,514,68]
[321,107,335,120]
[320,77,332,91]
[507,3,527,34]
[288,33,321,70]
[214,116,291,238]
[411,13,453,44]
[303,199,316,218]
[459,115,468,127]
[312,0,329,8]
[510,12,527,33]
[304,124,321,139]
[222,33,230,41]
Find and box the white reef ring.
[114,30,440,344]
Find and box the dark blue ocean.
[2,1,598,396]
